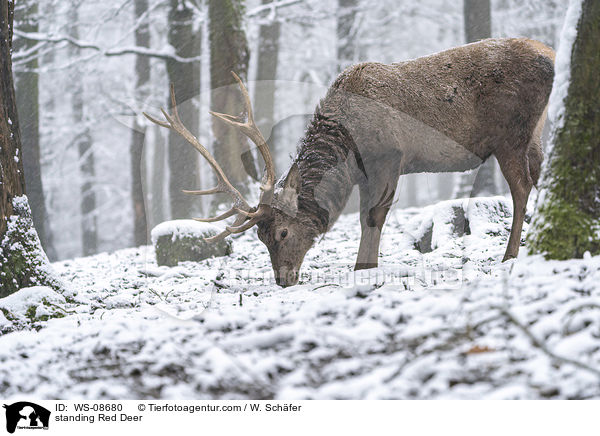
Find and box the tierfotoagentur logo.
[3,402,50,434]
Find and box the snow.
[0,286,65,316]
[150,219,223,245]
[1,197,599,399]
[547,0,583,133]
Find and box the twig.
[498,307,600,378]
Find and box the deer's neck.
[294,109,361,234]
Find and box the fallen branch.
[498,307,600,378]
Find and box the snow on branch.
[12,29,201,63]
[246,0,305,19]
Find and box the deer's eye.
[280,229,288,240]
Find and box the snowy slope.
[0,197,599,399]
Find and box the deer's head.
[144,73,315,287]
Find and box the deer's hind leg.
[495,142,536,261]
[355,164,401,270]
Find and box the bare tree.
[209,0,257,201]
[13,1,56,259]
[0,0,59,296]
[150,125,167,228]
[130,0,150,245]
[337,0,361,213]
[464,0,491,42]
[166,0,201,219]
[337,0,358,72]
[254,0,281,171]
[455,0,498,198]
[69,6,97,256]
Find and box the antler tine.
[182,187,221,195]
[193,207,237,223]
[210,72,277,204]
[203,213,247,243]
[226,216,262,234]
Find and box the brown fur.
[258,38,555,286]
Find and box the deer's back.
[324,38,554,174]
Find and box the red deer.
[145,37,555,287]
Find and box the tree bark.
[13,1,56,260]
[130,0,150,245]
[167,0,201,219]
[0,0,59,296]
[463,0,491,43]
[528,0,600,259]
[254,0,280,173]
[70,7,97,256]
[1,0,24,236]
[151,125,166,227]
[208,0,256,202]
[337,0,358,73]
[405,175,418,207]
[337,0,360,213]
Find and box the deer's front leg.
[355,180,397,270]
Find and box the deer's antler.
[143,73,275,242]
[210,72,276,217]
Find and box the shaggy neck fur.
[293,106,363,234]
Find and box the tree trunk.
[254,0,280,173]
[437,173,454,200]
[405,175,418,207]
[337,0,360,214]
[130,0,150,245]
[0,0,59,296]
[13,1,56,260]
[337,0,358,73]
[528,0,600,259]
[166,0,201,219]
[453,170,474,199]
[208,0,256,202]
[151,125,166,228]
[461,0,498,197]
[1,0,23,236]
[463,0,491,42]
[70,8,97,256]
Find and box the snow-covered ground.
[1,197,599,399]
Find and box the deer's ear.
[273,163,301,216]
[283,162,301,194]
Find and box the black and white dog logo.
[3,402,50,433]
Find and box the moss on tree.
[0,197,62,297]
[528,0,600,260]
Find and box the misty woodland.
[0,0,599,399]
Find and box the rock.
[450,204,471,237]
[416,223,433,253]
[410,197,511,254]
[151,220,233,267]
[414,204,469,254]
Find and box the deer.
[145,37,555,287]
